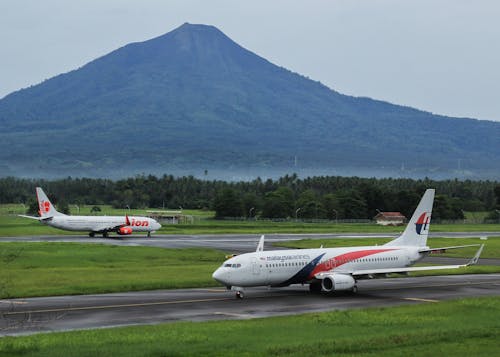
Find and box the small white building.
[374,212,407,226]
[146,210,193,224]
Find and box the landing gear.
[102,231,109,238]
[231,286,244,299]
[147,231,151,238]
[309,282,322,293]
[89,232,95,238]
[351,285,358,294]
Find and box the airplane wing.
[320,244,484,278]
[418,244,482,254]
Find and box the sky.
[1,0,499,121]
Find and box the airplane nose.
[212,268,228,285]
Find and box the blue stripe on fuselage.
[274,253,326,287]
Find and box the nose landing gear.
[231,286,245,299]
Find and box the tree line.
[0,175,499,220]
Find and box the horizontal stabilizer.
[18,214,45,221]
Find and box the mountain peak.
[0,23,498,179]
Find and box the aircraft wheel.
[351,285,358,294]
[102,232,108,238]
[235,291,244,299]
[89,232,95,238]
[147,232,151,238]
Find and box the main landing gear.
[309,282,322,293]
[88,232,95,238]
[235,291,244,299]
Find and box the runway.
[1,231,498,253]
[1,274,499,336]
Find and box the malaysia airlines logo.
[415,212,431,235]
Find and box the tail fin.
[385,189,435,247]
[36,187,64,218]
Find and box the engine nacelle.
[321,273,356,292]
[117,226,133,235]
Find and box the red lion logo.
[40,201,51,213]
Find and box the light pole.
[332,209,338,224]
[295,207,301,221]
[126,205,130,213]
[74,205,80,214]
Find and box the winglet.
[256,235,265,252]
[125,214,130,226]
[467,244,484,266]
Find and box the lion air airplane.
[19,187,161,238]
[212,189,484,298]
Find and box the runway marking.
[403,297,439,303]
[213,312,253,318]
[2,297,235,316]
[0,300,27,305]
[368,281,498,291]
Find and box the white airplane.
[20,187,161,237]
[212,189,484,298]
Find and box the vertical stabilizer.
[385,189,435,247]
[36,187,64,218]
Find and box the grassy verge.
[0,297,499,356]
[0,243,224,298]
[1,238,499,299]
[2,215,500,237]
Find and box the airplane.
[19,187,162,238]
[212,189,485,298]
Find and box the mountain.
[0,23,499,179]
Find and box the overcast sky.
[1,0,499,121]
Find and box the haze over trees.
[0,175,498,221]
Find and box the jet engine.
[117,226,133,235]
[321,273,356,292]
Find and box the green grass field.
[0,237,499,299]
[0,243,224,298]
[1,203,500,236]
[0,297,499,356]
[2,214,500,237]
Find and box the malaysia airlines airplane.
[20,187,161,237]
[212,189,484,298]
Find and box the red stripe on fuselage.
[309,249,396,278]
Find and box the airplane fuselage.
[213,245,426,288]
[43,215,161,233]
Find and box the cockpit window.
[223,263,242,268]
